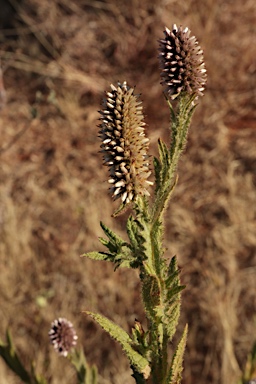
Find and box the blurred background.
[0,0,256,383]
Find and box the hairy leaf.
[84,312,151,379]
[153,156,162,194]
[81,251,109,261]
[166,324,188,384]
[100,221,126,247]
[126,216,141,251]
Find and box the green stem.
[152,94,196,226]
[150,181,176,226]
[143,94,197,383]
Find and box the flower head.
[99,81,152,210]
[159,24,207,99]
[49,318,78,356]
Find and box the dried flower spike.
[159,24,207,99]
[49,318,78,356]
[99,81,152,208]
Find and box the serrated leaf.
[126,216,140,250]
[82,222,136,268]
[158,138,169,165]
[98,237,109,246]
[84,312,150,379]
[166,285,185,303]
[163,256,185,339]
[165,268,180,289]
[82,250,135,269]
[100,222,126,246]
[153,156,162,194]
[158,139,171,184]
[165,96,176,125]
[167,256,177,276]
[178,93,197,116]
[163,301,181,341]
[166,324,188,384]
[165,257,184,300]
[125,216,149,267]
[150,219,165,275]
[81,251,109,261]
[141,274,160,323]
[111,250,136,269]
[133,196,150,221]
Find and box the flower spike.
[99,81,152,213]
[159,25,207,99]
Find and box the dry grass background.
[0,0,256,383]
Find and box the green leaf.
[131,320,149,354]
[153,156,162,194]
[166,96,176,125]
[162,257,185,339]
[30,363,47,384]
[112,251,137,269]
[70,348,98,384]
[82,250,135,269]
[153,138,171,200]
[126,216,147,267]
[112,201,131,217]
[131,369,147,384]
[163,301,181,341]
[0,330,47,384]
[0,330,31,383]
[167,256,178,276]
[178,93,197,116]
[141,273,160,323]
[100,222,126,248]
[133,196,150,221]
[158,138,170,165]
[126,216,141,250]
[82,221,136,268]
[81,251,109,261]
[165,257,182,298]
[84,312,150,379]
[166,285,185,303]
[240,341,256,382]
[99,222,134,266]
[158,139,171,182]
[150,219,165,275]
[166,324,188,384]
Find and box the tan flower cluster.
[99,81,152,206]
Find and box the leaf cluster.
[82,206,150,270]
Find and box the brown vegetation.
[0,0,256,383]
